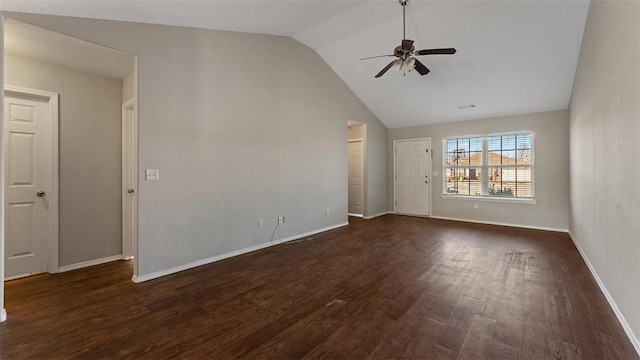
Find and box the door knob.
[127,188,135,194]
[425,181,429,184]
[36,191,46,197]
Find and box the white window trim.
[441,194,536,205]
[441,131,535,203]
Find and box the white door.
[395,138,431,216]
[348,140,364,215]
[4,93,51,279]
[122,99,137,260]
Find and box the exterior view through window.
[443,132,534,199]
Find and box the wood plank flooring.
[1,215,637,359]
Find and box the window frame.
[441,131,535,204]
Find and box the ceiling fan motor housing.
[394,45,414,58]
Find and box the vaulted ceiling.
[0,0,590,128]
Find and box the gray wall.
[5,54,123,266]
[569,0,640,344]
[366,120,388,216]
[388,110,569,230]
[1,12,388,277]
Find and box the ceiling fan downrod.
[400,0,408,40]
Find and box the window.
[443,132,534,199]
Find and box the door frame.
[121,98,137,261]
[4,85,60,275]
[393,137,432,216]
[347,138,365,217]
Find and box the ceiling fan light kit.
[362,0,456,78]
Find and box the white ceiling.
[0,0,590,128]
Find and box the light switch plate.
[145,169,159,180]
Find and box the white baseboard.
[363,211,392,220]
[58,254,124,273]
[568,232,640,356]
[132,222,349,283]
[348,213,364,218]
[429,215,568,233]
[1,308,6,322]
[4,272,47,281]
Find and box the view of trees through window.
[444,133,533,198]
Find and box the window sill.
[441,194,536,205]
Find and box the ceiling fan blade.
[401,39,414,51]
[413,59,430,76]
[415,48,457,56]
[360,54,395,61]
[375,61,395,78]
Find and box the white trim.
[57,254,123,273]
[131,55,139,279]
[395,213,430,219]
[441,131,536,199]
[348,213,364,218]
[0,13,4,323]
[429,215,567,233]
[4,271,47,281]
[49,91,59,274]
[441,194,536,205]
[132,222,349,283]
[4,85,60,274]
[568,232,640,356]
[441,129,535,141]
[393,137,432,216]
[363,211,391,220]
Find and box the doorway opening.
[2,19,138,286]
[347,120,366,217]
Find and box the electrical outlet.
[326,208,330,215]
[278,216,285,224]
[257,220,263,228]
[474,203,479,209]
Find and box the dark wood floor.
[1,215,637,359]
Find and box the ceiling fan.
[361,0,456,78]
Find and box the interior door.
[122,99,137,260]
[395,138,431,216]
[4,93,51,279]
[348,140,364,215]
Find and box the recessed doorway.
[347,120,366,217]
[2,18,138,282]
